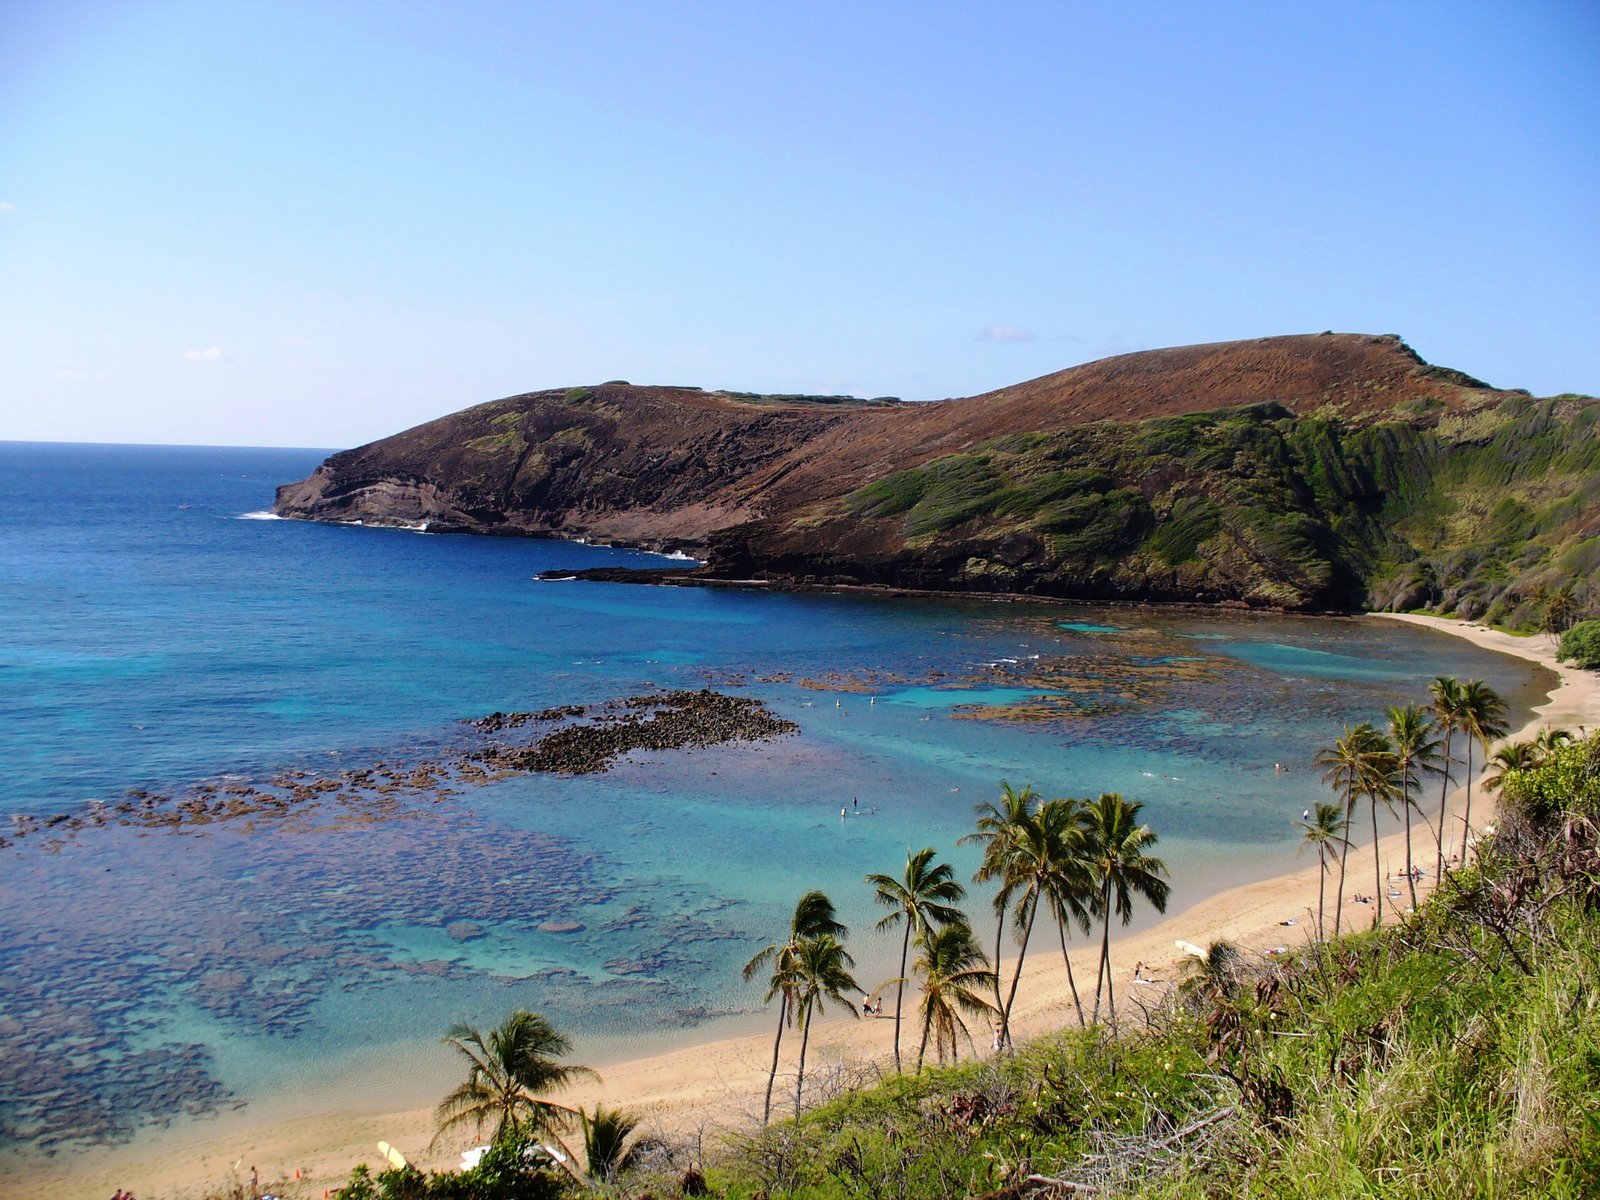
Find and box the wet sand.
[24,613,1593,1200]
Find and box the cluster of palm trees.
[420,675,1544,1166]
[1301,675,1514,939]
[423,784,1173,1165]
[744,787,1170,1123]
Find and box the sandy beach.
[26,613,1595,1200]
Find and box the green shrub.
[1500,735,1600,823]
[902,454,1006,537]
[1559,620,1600,670]
[846,468,928,518]
[1147,496,1222,565]
[334,1136,568,1200]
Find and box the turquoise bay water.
[0,442,1548,1161]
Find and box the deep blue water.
[0,442,1547,1158]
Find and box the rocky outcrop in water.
[2,690,795,855]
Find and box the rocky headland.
[275,333,1600,625]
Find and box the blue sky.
[2,1,1596,448]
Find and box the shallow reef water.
[0,442,1549,1158]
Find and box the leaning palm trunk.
[990,916,1006,1042]
[915,1010,933,1073]
[1331,766,1355,936]
[1436,732,1455,878]
[891,923,910,1073]
[1333,791,1354,936]
[998,898,1038,1050]
[1316,845,1327,941]
[761,994,788,1125]
[1403,780,1418,912]
[793,1005,813,1119]
[1095,881,1117,1034]
[1370,795,1383,928]
[1056,922,1085,1026]
[1462,741,1476,861]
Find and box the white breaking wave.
[238,511,284,521]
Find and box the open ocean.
[0,441,1548,1164]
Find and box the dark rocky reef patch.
[476,689,796,776]
[2,690,796,856]
[0,688,794,1153]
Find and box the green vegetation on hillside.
[838,394,1600,621]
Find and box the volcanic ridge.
[274,333,1600,622]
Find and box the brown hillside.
[273,332,1513,585]
[714,332,1490,514]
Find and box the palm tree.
[1387,704,1441,911]
[1359,732,1399,927]
[1083,792,1170,1034]
[433,1010,597,1146]
[1457,680,1508,859]
[791,933,861,1117]
[959,782,1037,1039]
[912,922,996,1071]
[742,890,847,1124]
[1542,583,1579,641]
[1177,939,1244,1006]
[1315,722,1389,935]
[580,1105,647,1181]
[1297,800,1347,941]
[992,797,1087,1048]
[1534,726,1574,757]
[1429,676,1466,878]
[865,847,967,1073]
[1040,797,1096,1028]
[1483,740,1538,793]
[968,792,1093,1049]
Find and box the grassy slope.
[831,393,1600,621]
[709,738,1600,1199]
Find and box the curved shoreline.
[23,614,1594,1200]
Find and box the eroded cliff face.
[273,384,888,549]
[274,334,1600,619]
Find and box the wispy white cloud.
[0,200,16,214]
[976,324,1035,344]
[182,346,226,363]
[54,359,110,382]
